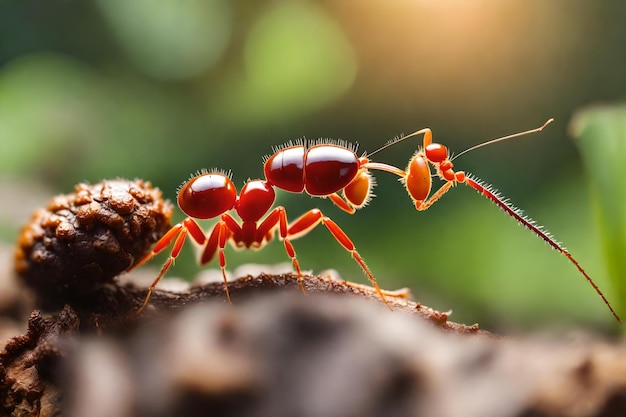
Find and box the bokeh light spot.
[240,2,357,121]
[96,0,232,80]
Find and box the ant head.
[177,171,236,219]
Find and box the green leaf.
[569,103,626,320]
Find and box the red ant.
[132,119,621,322]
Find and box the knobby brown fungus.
[14,179,173,309]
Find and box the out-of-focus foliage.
[96,0,232,80]
[1,1,625,329]
[570,104,626,321]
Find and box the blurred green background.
[1,1,624,330]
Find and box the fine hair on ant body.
[131,119,621,322]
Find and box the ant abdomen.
[264,144,360,196]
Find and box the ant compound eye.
[425,144,448,163]
[14,179,173,309]
[177,174,237,219]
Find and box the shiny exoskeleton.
[133,121,621,322]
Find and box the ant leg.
[328,193,356,214]
[414,181,455,211]
[286,208,392,310]
[137,218,206,313]
[254,207,308,294]
[339,280,412,299]
[131,223,184,271]
[133,218,206,270]
[200,222,221,265]
[200,218,236,303]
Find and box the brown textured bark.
[0,271,625,417]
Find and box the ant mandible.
[132,119,621,322]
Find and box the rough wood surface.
[1,270,626,417]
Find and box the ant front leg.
[199,218,235,304]
[283,208,392,310]
[135,217,206,313]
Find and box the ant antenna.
[452,118,554,161]
[366,130,430,158]
[366,118,554,160]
